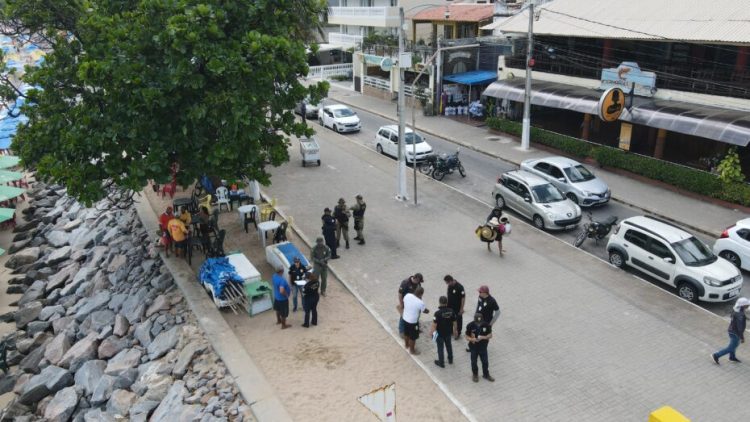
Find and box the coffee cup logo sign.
[597,87,625,122]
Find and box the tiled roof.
[411,4,495,23]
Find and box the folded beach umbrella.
[0,185,24,201]
[0,170,22,184]
[0,156,20,169]
[0,207,14,223]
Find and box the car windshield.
[531,184,565,203]
[563,165,596,183]
[671,237,718,266]
[333,108,355,118]
[404,132,424,144]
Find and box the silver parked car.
[294,97,321,119]
[520,156,610,206]
[492,170,582,230]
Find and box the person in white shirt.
[402,287,428,355]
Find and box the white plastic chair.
[215,186,231,212]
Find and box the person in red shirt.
[159,206,174,257]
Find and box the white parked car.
[713,218,750,270]
[318,104,361,133]
[607,215,743,303]
[520,156,610,206]
[294,97,321,118]
[374,125,433,163]
[492,170,581,231]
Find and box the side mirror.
[523,196,532,203]
[557,177,566,183]
[663,257,674,264]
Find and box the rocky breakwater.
[0,185,254,421]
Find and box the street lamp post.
[521,0,535,150]
[396,7,408,201]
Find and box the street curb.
[328,93,721,239]
[134,195,293,422]
[260,189,477,422]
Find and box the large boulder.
[147,326,180,360]
[44,386,79,422]
[104,348,142,377]
[18,365,72,405]
[44,333,72,366]
[98,335,129,359]
[106,389,137,417]
[45,245,72,266]
[58,332,99,371]
[6,247,41,269]
[74,291,111,322]
[15,301,43,329]
[45,230,69,248]
[112,314,129,337]
[150,380,201,422]
[145,294,169,317]
[90,375,116,405]
[17,280,46,306]
[173,341,207,378]
[59,266,92,297]
[74,360,106,396]
[133,319,152,347]
[45,262,79,292]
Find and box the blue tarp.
[198,257,245,300]
[0,97,28,150]
[443,70,497,86]
[277,242,310,267]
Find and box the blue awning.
[443,70,497,86]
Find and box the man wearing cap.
[397,273,426,338]
[288,257,307,312]
[444,275,465,340]
[321,207,339,259]
[712,296,749,364]
[351,194,367,245]
[334,198,351,249]
[311,237,331,296]
[466,285,500,352]
[302,272,320,327]
[465,312,494,382]
[272,267,291,330]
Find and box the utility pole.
[396,7,408,201]
[521,0,534,150]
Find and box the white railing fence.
[308,63,353,80]
[363,76,390,91]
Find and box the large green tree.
[0,0,328,205]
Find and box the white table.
[257,220,280,249]
[237,204,257,225]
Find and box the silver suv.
[492,170,581,230]
[606,215,743,303]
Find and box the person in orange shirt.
[167,216,188,257]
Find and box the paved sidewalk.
[266,130,750,422]
[325,82,746,236]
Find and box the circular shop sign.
[597,87,625,122]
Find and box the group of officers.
[397,273,501,382]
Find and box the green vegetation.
[486,117,750,206]
[0,0,328,205]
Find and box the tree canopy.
[0,0,328,205]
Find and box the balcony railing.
[328,33,363,46]
[327,7,400,27]
[308,63,353,80]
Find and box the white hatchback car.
[607,215,743,303]
[520,156,610,207]
[374,125,433,163]
[318,104,361,133]
[713,218,750,270]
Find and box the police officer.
[350,194,366,245]
[288,257,306,312]
[430,296,456,368]
[321,207,339,259]
[465,312,494,382]
[302,272,320,327]
[466,285,500,352]
[444,275,465,340]
[334,198,351,249]
[311,237,331,297]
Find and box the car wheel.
[302,160,306,167]
[317,159,321,166]
[677,282,699,303]
[495,194,505,209]
[532,214,545,230]
[376,144,383,154]
[334,124,339,133]
[566,193,579,204]
[318,117,324,126]
[608,250,625,268]
[719,250,741,268]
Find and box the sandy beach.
[145,187,466,421]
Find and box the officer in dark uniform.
[351,194,367,245]
[466,285,500,352]
[302,272,320,327]
[465,312,494,382]
[444,275,466,340]
[431,296,456,368]
[322,207,339,259]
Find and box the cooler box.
[245,280,273,316]
[265,241,310,274]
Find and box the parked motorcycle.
[574,212,618,248]
[418,149,466,181]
